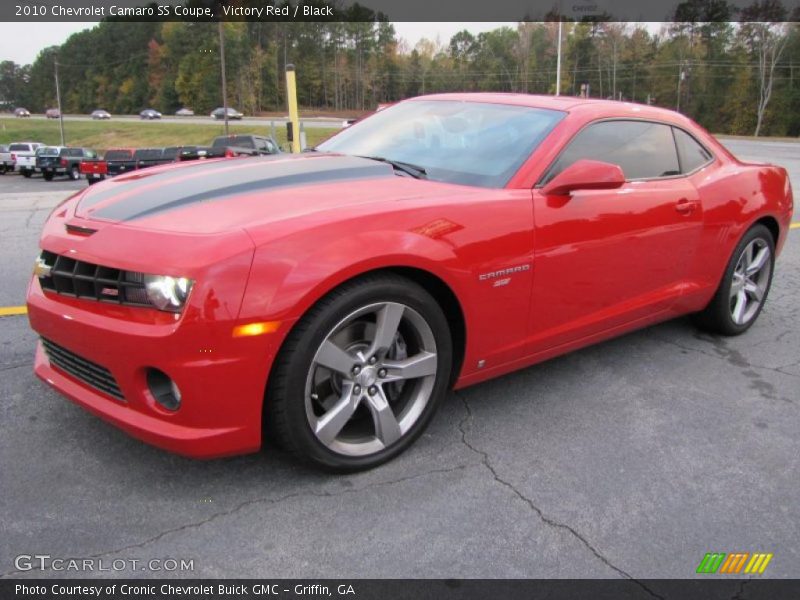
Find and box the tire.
[266,273,453,471]
[69,166,80,181]
[87,176,98,185]
[693,224,775,336]
[43,172,53,181]
[22,169,31,178]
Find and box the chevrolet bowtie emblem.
[33,256,52,278]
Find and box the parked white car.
[7,142,43,177]
[0,144,14,173]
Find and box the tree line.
[1,3,799,136]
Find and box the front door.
[528,119,704,352]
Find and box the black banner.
[2,0,799,22]
[3,580,800,600]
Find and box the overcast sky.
[0,22,515,65]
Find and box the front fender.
[238,190,535,381]
[240,227,471,324]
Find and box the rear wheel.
[266,274,452,471]
[69,166,80,180]
[21,169,31,178]
[43,171,53,181]
[693,224,775,336]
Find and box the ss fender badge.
[478,263,531,282]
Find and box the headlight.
[143,275,193,312]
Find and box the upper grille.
[41,337,124,401]
[37,250,150,308]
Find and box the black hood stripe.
[81,155,393,222]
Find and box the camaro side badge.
[478,263,531,284]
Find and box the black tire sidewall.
[272,276,453,471]
[713,224,775,335]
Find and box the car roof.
[411,93,695,127]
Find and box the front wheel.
[266,274,453,471]
[693,224,775,336]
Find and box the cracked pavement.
[0,139,798,584]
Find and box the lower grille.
[41,338,124,401]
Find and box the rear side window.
[258,138,278,153]
[544,120,681,182]
[673,128,713,173]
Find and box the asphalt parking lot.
[0,139,798,586]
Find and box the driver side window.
[543,120,681,183]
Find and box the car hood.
[72,154,473,235]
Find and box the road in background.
[0,138,798,581]
[9,114,343,129]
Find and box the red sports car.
[27,94,794,470]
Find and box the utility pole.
[54,59,65,145]
[676,63,684,112]
[218,20,229,135]
[556,20,562,96]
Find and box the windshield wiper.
[357,155,427,179]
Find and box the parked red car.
[27,94,793,470]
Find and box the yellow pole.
[285,64,300,154]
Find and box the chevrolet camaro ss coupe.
[27,94,794,470]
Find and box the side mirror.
[541,159,625,196]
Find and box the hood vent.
[66,224,98,236]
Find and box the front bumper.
[27,279,288,459]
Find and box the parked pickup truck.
[179,135,280,161]
[36,146,98,181]
[78,148,137,184]
[134,148,170,170]
[8,142,43,177]
[161,146,194,162]
[80,159,107,185]
[0,144,13,173]
[104,148,138,176]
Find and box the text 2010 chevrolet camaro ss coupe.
[27,94,794,470]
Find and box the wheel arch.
[268,265,467,392]
[754,215,780,247]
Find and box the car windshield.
[317,100,565,188]
[9,144,30,152]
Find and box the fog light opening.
[146,368,181,411]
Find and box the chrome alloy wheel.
[304,302,438,457]
[730,238,772,325]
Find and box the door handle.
[675,198,698,214]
